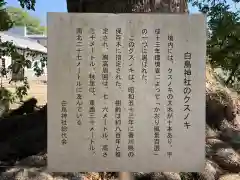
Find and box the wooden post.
[119,172,133,180]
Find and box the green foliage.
[189,0,240,87]
[207,4,240,69]
[0,0,47,106]
[0,37,46,103]
[18,0,36,10]
[0,87,16,104]
[6,6,46,35]
[0,2,13,31]
[15,77,29,102]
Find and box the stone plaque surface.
[47,13,206,172]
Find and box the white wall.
[1,52,47,82]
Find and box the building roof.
[26,35,47,38]
[0,31,47,54]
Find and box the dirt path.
[2,80,47,109]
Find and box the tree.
[188,0,240,87]
[207,4,240,85]
[66,0,188,13]
[0,0,46,107]
[6,6,46,35]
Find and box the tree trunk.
[66,0,188,13]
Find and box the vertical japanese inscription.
[166,33,174,158]
[115,28,123,158]
[48,14,206,172]
[75,28,83,126]
[100,28,109,157]
[153,29,161,155]
[141,29,148,83]
[88,28,97,155]
[116,28,123,89]
[127,35,136,158]
[115,100,122,158]
[183,52,192,129]
[61,100,68,145]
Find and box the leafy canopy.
[6,6,46,35]
[189,0,240,87]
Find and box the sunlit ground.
[2,80,47,109]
